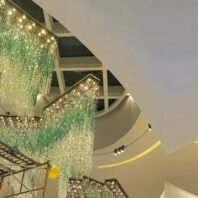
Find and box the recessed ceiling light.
[148,123,152,131]
[126,93,130,96]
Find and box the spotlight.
[113,145,125,156]
[148,123,152,131]
[117,148,121,154]
[126,93,134,100]
[114,149,118,156]
[121,145,125,153]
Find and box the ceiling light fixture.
[148,123,152,131]
[100,141,161,168]
[114,145,125,156]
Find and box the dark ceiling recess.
[97,99,105,112]
[51,72,59,87]
[52,17,58,23]
[63,71,103,86]
[107,70,122,86]
[58,37,94,57]
[11,0,45,23]
[10,0,125,114]
[108,99,116,106]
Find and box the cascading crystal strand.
[0,76,99,197]
[66,177,128,198]
[0,0,57,117]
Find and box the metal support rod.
[9,174,37,198]
[42,165,50,198]
[2,162,49,178]
[1,162,49,198]
[19,171,25,193]
[4,187,45,198]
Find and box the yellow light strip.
[97,140,198,169]
[97,141,161,169]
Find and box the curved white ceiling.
[161,183,198,198]
[33,0,198,152]
[92,113,198,197]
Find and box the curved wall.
[92,114,198,198]
[95,96,140,150]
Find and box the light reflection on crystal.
[0,76,99,197]
[66,177,128,198]
[0,0,57,117]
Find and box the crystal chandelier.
[0,1,99,197]
[0,75,99,197]
[67,176,129,198]
[0,0,57,117]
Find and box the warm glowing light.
[126,93,130,96]
[36,94,43,101]
[28,25,32,30]
[41,29,46,34]
[8,10,12,15]
[98,141,161,169]
[126,93,134,101]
